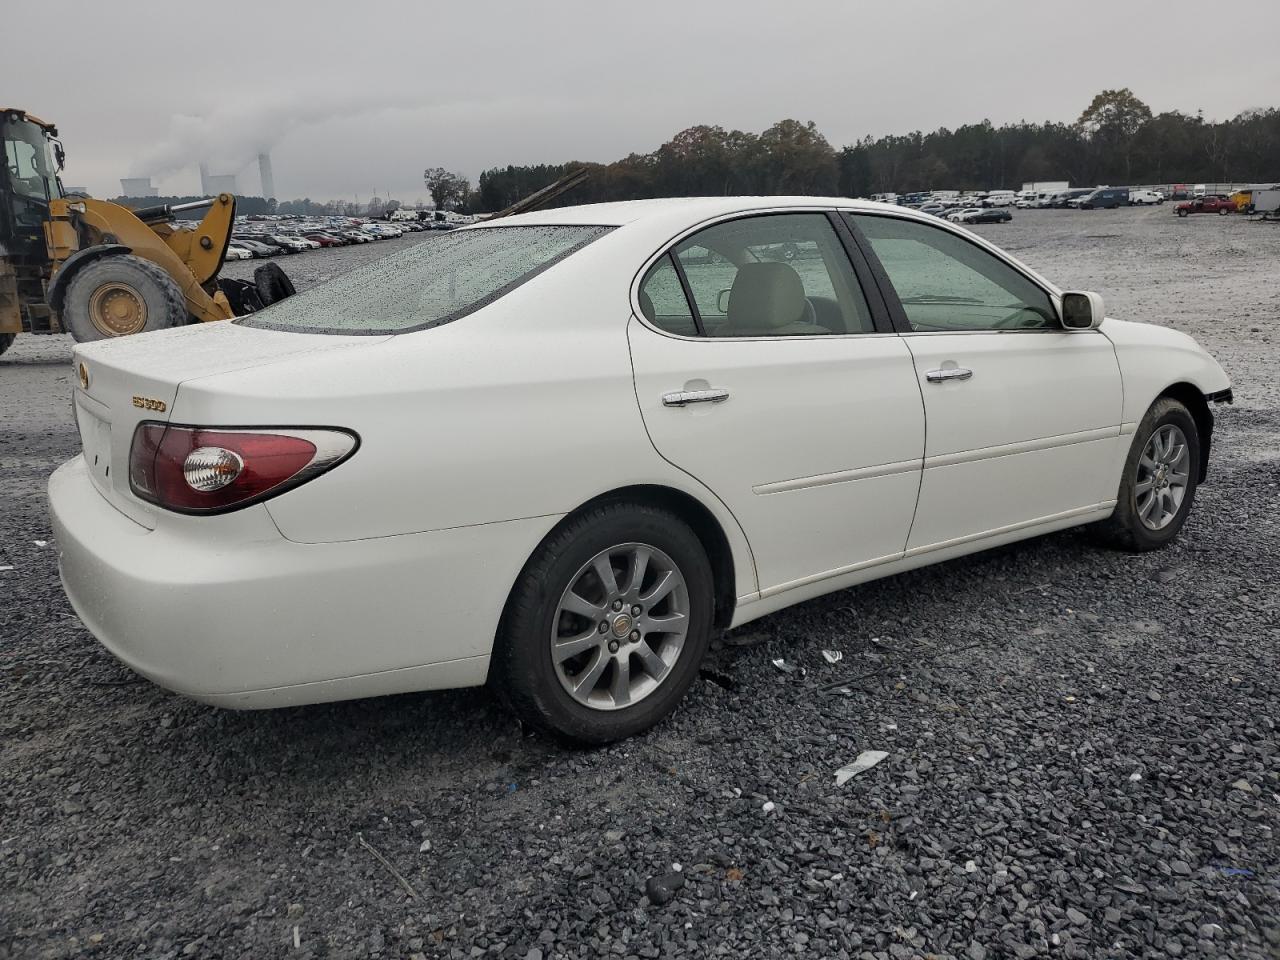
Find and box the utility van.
[1079,187,1130,209]
[1129,189,1164,205]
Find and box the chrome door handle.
[662,388,730,407]
[925,367,973,383]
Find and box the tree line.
[464,90,1279,212]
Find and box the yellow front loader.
[1,107,292,356]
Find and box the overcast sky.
[9,0,1278,201]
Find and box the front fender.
[47,243,132,316]
[1100,318,1231,424]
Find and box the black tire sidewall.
[496,505,714,745]
[1115,399,1201,549]
[62,255,186,342]
[254,262,296,306]
[0,332,13,356]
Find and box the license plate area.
[75,395,113,487]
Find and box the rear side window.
[638,213,875,338]
[239,225,612,334]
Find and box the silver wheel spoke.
[641,569,677,606]
[560,591,604,620]
[641,611,687,633]
[1138,492,1158,520]
[1135,479,1154,496]
[592,555,619,597]
[635,640,668,680]
[625,547,651,599]
[553,630,601,663]
[609,656,631,706]
[572,648,608,696]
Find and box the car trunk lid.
[71,321,388,527]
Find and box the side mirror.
[1060,291,1105,330]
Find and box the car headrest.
[727,262,806,330]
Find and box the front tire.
[1092,397,1200,551]
[61,255,187,342]
[1219,208,1229,216]
[0,332,13,356]
[492,502,714,745]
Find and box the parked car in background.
[51,196,1232,744]
[982,192,1017,207]
[342,230,372,243]
[231,237,282,257]
[1079,188,1130,209]
[960,208,1013,223]
[918,202,948,216]
[267,234,312,252]
[304,233,343,247]
[1055,189,1096,208]
[944,207,981,222]
[224,245,253,261]
[1129,189,1165,205]
[1175,196,1235,217]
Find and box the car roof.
[486,196,897,229]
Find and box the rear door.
[628,211,925,595]
[845,211,1123,551]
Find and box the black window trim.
[632,208,895,342]
[238,224,615,337]
[840,210,1075,336]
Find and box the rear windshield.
[237,224,612,334]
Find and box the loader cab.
[1,109,62,264]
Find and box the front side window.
[239,224,611,334]
[849,214,1056,332]
[639,213,875,338]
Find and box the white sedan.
[50,197,1232,744]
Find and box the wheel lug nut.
[612,600,623,612]
[631,605,641,616]
[598,621,609,634]
[630,630,640,642]
[608,640,619,653]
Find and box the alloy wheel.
[1136,423,1191,530]
[551,542,689,710]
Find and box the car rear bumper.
[49,456,556,708]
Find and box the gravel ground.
[2,211,1277,959]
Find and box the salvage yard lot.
[2,209,1277,959]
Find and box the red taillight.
[129,424,357,513]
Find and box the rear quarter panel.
[167,234,761,595]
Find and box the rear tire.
[0,332,14,356]
[1091,397,1201,552]
[492,502,714,745]
[253,262,296,307]
[1178,209,1189,217]
[1219,208,1229,216]
[62,255,187,343]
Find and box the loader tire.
[62,255,187,342]
[0,333,14,356]
[254,262,296,307]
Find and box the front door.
[846,212,1123,551]
[628,211,925,595]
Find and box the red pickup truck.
[1175,196,1234,217]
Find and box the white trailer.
[1020,181,1069,194]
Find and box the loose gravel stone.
[3,215,1279,958]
